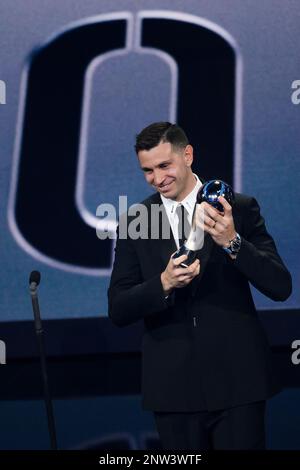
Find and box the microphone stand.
[30,282,58,450]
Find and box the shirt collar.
[160,174,202,218]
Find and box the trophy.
[196,179,235,212]
[172,180,235,267]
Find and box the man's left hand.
[198,196,236,248]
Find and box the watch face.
[231,238,241,252]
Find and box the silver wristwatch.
[223,232,241,256]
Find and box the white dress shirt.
[160,174,202,249]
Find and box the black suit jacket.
[108,191,292,412]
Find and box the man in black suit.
[108,122,292,450]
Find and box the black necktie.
[176,204,191,247]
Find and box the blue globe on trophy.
[197,179,235,212]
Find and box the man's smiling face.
[137,141,194,202]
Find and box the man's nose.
[153,170,164,186]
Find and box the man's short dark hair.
[135,122,189,154]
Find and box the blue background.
[0,0,299,451]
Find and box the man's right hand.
[161,254,200,296]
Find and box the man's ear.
[184,145,194,167]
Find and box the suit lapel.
[197,232,215,274]
[156,195,177,268]
[187,233,213,296]
[146,193,177,270]
[159,228,177,269]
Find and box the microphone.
[29,271,57,450]
[29,271,42,331]
[29,270,41,289]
